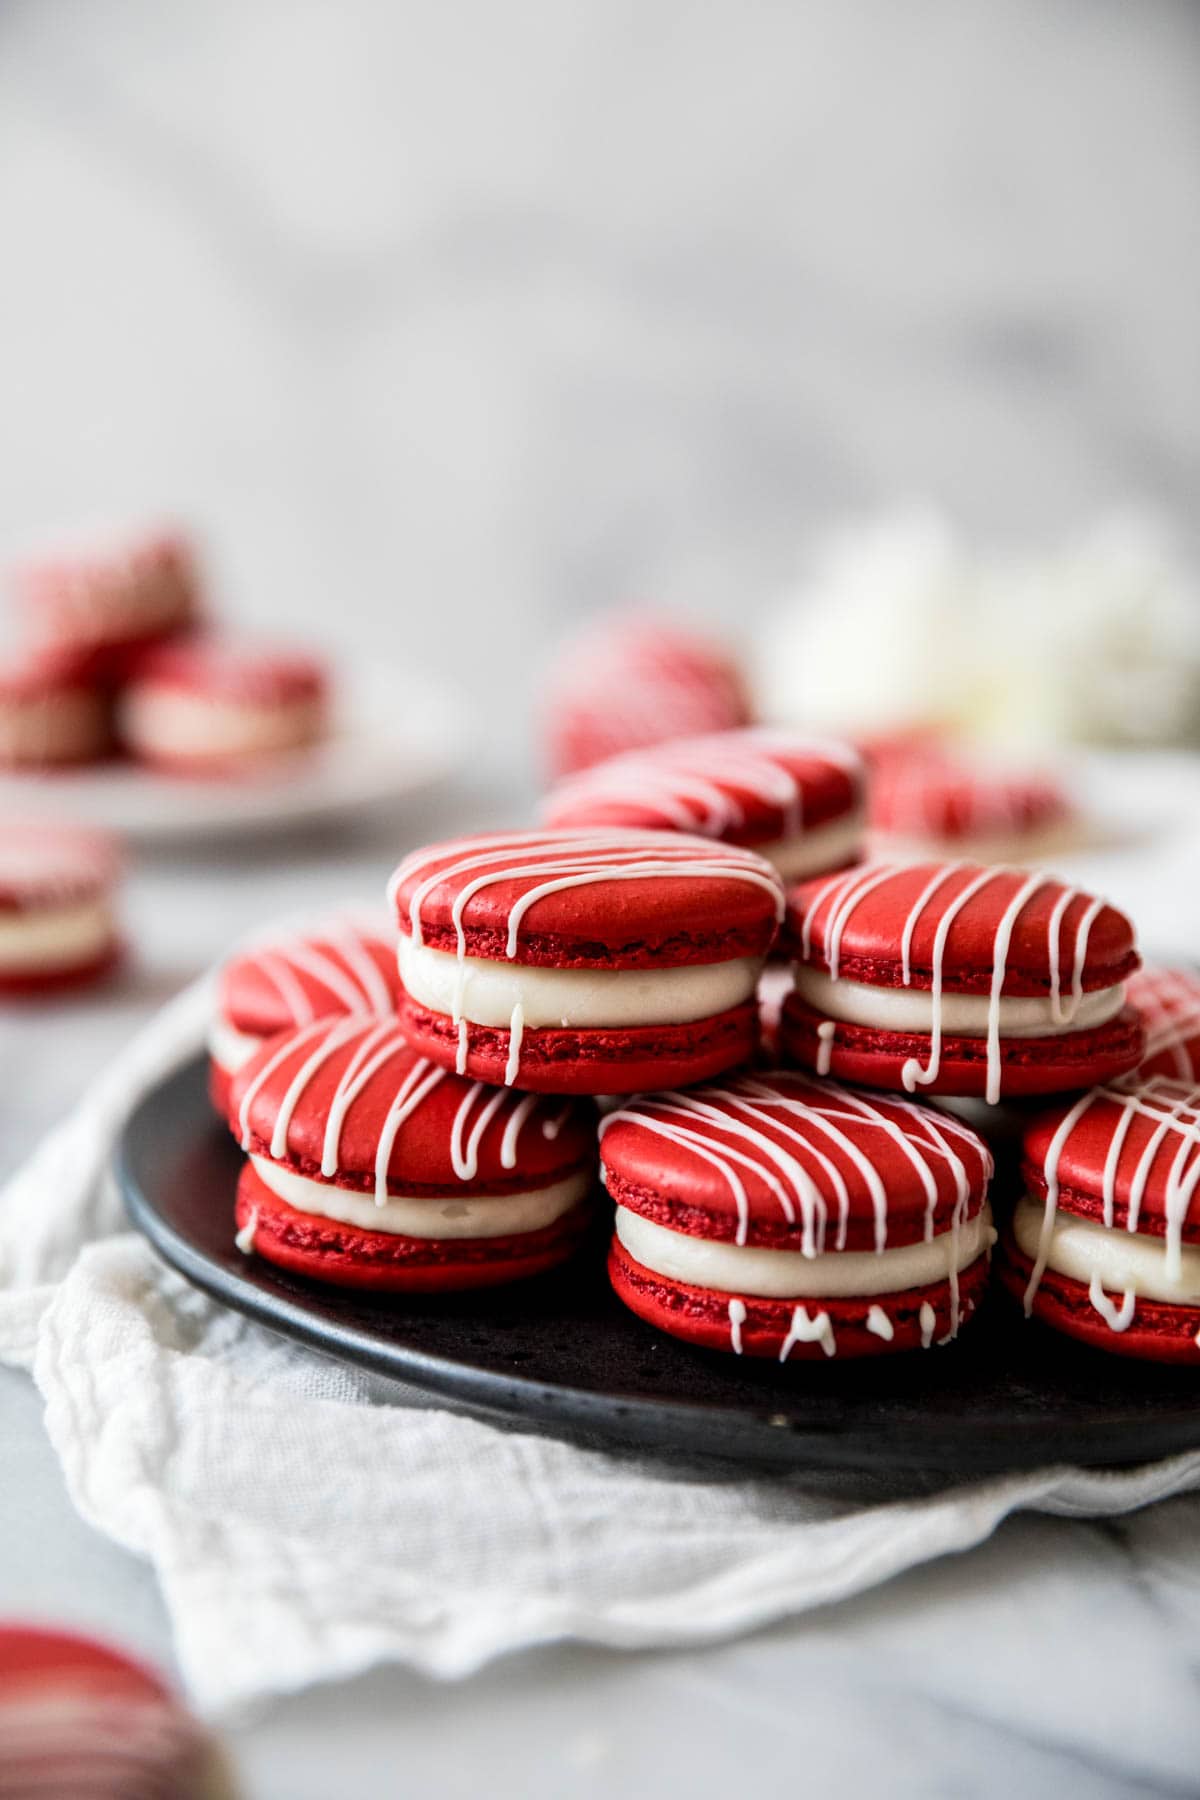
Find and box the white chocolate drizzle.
[815,1019,835,1075]
[600,1071,990,1257]
[231,921,396,1029]
[865,1304,894,1341]
[390,829,785,1080]
[1088,1273,1135,1333]
[919,1301,936,1347]
[543,729,863,841]
[234,1207,259,1255]
[728,1297,747,1355]
[1024,1075,1200,1314]
[778,1304,836,1360]
[796,863,1124,1105]
[237,1018,573,1199]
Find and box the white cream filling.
[250,1155,590,1239]
[615,1203,994,1299]
[207,1016,265,1075]
[753,811,864,881]
[0,901,114,972]
[397,935,763,1031]
[792,963,1125,1038]
[1013,1196,1200,1307]
[120,689,323,759]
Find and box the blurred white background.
[0,0,1197,765]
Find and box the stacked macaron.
[229,1016,597,1291]
[602,1070,995,1359]
[543,617,750,779]
[1000,1075,1200,1361]
[2,522,329,777]
[209,916,400,1109]
[0,822,122,995]
[867,747,1075,864]
[780,863,1143,1103]
[542,729,865,882]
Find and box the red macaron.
[0,822,121,995]
[230,1016,597,1291]
[1127,965,1200,1083]
[542,728,865,882]
[118,639,328,775]
[0,1624,230,1797]
[780,862,1142,1102]
[1000,1075,1200,1362]
[543,617,750,780]
[867,748,1074,863]
[13,525,201,684]
[209,917,401,1113]
[0,648,111,768]
[601,1069,995,1359]
[389,827,785,1094]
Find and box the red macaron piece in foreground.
[209,917,401,1113]
[0,822,121,995]
[389,827,785,1093]
[543,616,750,779]
[230,1016,597,1291]
[0,1624,232,1797]
[781,862,1142,1102]
[1000,1075,1200,1361]
[542,728,865,881]
[601,1069,995,1359]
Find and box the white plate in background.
[0,664,469,845]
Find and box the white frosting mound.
[251,1156,589,1240]
[792,964,1125,1039]
[397,937,763,1030]
[616,1204,994,1299]
[120,690,323,759]
[1013,1196,1200,1307]
[754,510,975,736]
[0,901,114,972]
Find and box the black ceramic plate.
[116,1056,1200,1476]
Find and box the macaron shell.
[780,991,1144,1098]
[1021,1077,1200,1242]
[390,830,783,969]
[599,1069,991,1249]
[217,925,399,1038]
[399,996,760,1095]
[1127,966,1200,1082]
[608,1236,991,1358]
[236,1163,591,1292]
[542,730,864,843]
[787,864,1138,996]
[998,1239,1200,1363]
[231,1018,597,1192]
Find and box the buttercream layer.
[1012,1195,1200,1307]
[397,935,763,1029]
[250,1154,590,1239]
[122,690,323,758]
[792,963,1126,1037]
[615,1203,994,1299]
[0,902,115,972]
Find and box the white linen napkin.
[2,982,1200,1716]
